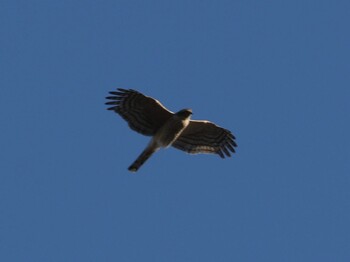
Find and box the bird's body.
[128,109,192,172]
[152,109,192,148]
[106,89,237,172]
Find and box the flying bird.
[106,88,237,172]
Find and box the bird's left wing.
[106,88,173,136]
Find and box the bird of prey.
[106,88,237,172]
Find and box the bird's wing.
[172,120,237,158]
[106,88,173,136]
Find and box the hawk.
[106,88,237,172]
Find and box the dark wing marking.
[106,88,173,136]
[172,120,237,158]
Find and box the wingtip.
[106,106,117,110]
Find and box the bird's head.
[176,108,193,119]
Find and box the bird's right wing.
[106,89,173,136]
[172,120,237,158]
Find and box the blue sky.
[1,0,349,261]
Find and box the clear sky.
[1,1,349,261]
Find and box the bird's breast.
[153,117,190,148]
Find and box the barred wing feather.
[172,120,237,158]
[106,88,173,136]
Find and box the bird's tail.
[128,145,158,172]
